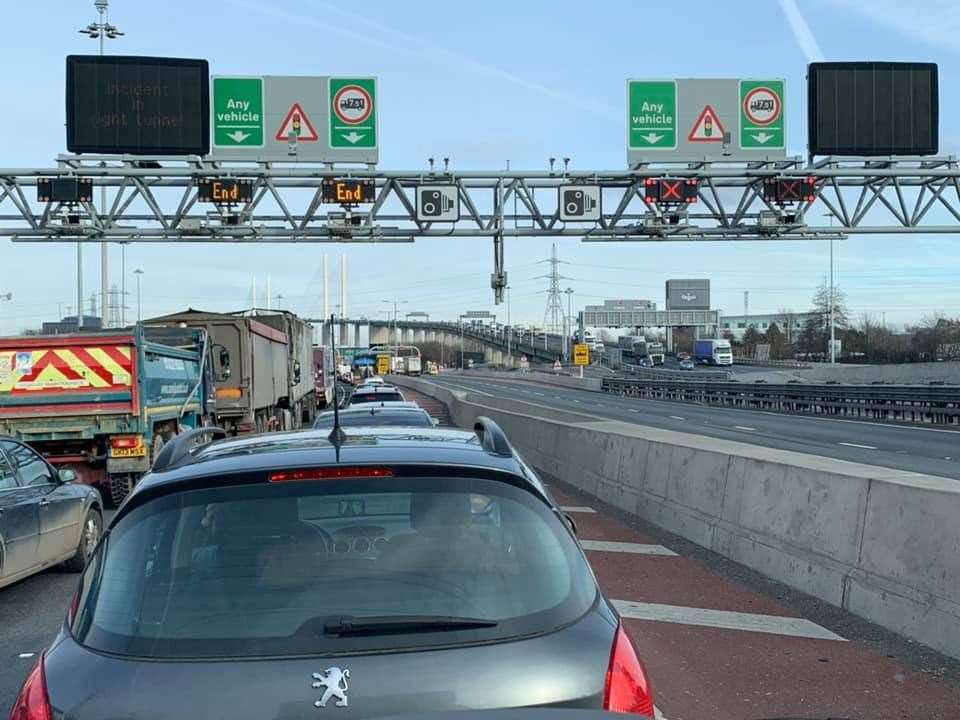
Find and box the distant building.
[583,298,657,313]
[720,312,815,342]
[40,315,103,334]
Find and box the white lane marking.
[572,399,581,403]
[628,409,640,413]
[669,415,685,420]
[654,706,667,720]
[612,600,846,641]
[947,456,953,460]
[581,540,678,556]
[734,425,756,431]
[838,442,878,450]
[18,652,35,659]
[532,391,546,396]
[560,505,596,513]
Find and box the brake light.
[110,435,141,450]
[603,624,655,716]
[66,590,80,626]
[9,655,52,720]
[269,467,394,482]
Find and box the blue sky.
[2,0,960,334]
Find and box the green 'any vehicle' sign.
[213,77,264,148]
[628,80,677,150]
[740,80,784,150]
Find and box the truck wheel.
[109,474,135,507]
[64,507,102,572]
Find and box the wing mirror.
[59,468,78,484]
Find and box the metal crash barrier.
[601,377,960,425]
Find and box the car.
[14,422,655,720]
[677,352,691,361]
[679,359,695,371]
[349,385,406,405]
[0,436,102,590]
[313,406,438,429]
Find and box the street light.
[382,299,408,361]
[133,269,144,322]
[563,288,574,360]
[506,285,512,364]
[79,0,124,328]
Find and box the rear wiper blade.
[322,615,498,636]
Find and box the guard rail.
[601,377,960,425]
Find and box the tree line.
[725,281,960,364]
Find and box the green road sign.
[740,80,784,150]
[213,77,264,147]
[628,80,677,150]
[330,78,377,149]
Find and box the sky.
[2,0,960,334]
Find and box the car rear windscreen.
[350,392,404,404]
[72,477,595,658]
[313,411,432,428]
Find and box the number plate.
[111,447,146,458]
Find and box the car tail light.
[110,435,142,450]
[9,655,52,720]
[603,624,655,716]
[269,467,394,482]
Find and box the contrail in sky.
[777,0,825,63]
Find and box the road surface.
[428,374,960,479]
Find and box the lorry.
[618,335,664,365]
[694,338,734,366]
[313,345,335,409]
[145,309,294,435]
[0,326,216,505]
[403,354,422,376]
[239,310,317,427]
[645,341,666,366]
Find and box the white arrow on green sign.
[740,80,784,150]
[213,77,264,148]
[628,80,677,150]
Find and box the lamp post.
[79,0,124,328]
[506,285,512,365]
[382,299,407,362]
[133,268,143,322]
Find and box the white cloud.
[777,0,825,63]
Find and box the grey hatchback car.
[11,421,654,720]
[0,437,102,590]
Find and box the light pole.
[564,287,574,361]
[79,0,124,328]
[382,299,407,362]
[506,286,512,364]
[133,269,144,322]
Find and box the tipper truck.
[236,310,317,427]
[0,326,216,505]
[145,309,293,435]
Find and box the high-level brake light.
[603,624,655,716]
[9,656,53,720]
[644,178,699,205]
[269,467,395,482]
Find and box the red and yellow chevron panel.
[0,345,133,394]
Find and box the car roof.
[352,385,401,393]
[136,426,531,495]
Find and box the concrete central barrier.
[393,375,960,661]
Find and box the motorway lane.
[551,481,960,719]
[429,374,960,479]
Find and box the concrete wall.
[794,361,960,385]
[394,376,960,660]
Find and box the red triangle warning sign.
[275,103,319,142]
[687,105,725,143]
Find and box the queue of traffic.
[6,367,658,720]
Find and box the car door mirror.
[59,468,78,484]
[431,417,440,426]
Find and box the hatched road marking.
[581,540,677,556]
[612,600,846,641]
[839,442,878,450]
[560,505,596,513]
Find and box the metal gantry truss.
[4,153,960,302]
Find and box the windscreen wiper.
[321,615,498,636]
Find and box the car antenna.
[328,313,347,447]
